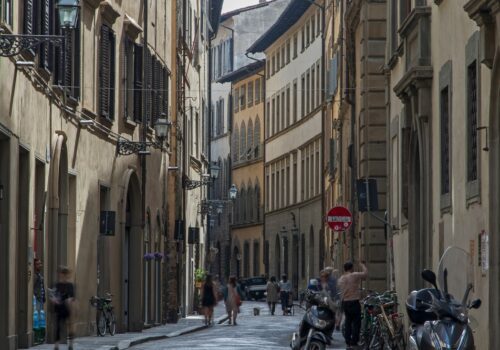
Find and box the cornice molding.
[398,6,431,39]
[124,14,143,39]
[393,66,433,101]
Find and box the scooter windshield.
[437,246,473,305]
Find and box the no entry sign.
[327,206,353,231]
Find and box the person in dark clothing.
[33,258,46,310]
[201,274,218,325]
[49,266,75,350]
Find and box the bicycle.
[90,293,116,336]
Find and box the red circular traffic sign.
[327,206,352,231]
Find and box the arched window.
[255,182,261,221]
[254,117,261,158]
[224,158,229,198]
[247,119,254,159]
[243,241,250,277]
[240,121,246,159]
[247,180,254,221]
[240,183,246,222]
[232,125,239,162]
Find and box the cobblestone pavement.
[129,301,347,350]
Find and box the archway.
[121,169,142,332]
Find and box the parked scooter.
[406,246,481,350]
[290,290,336,350]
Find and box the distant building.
[248,0,325,294]
[209,0,290,281]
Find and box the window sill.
[440,192,452,215]
[124,118,139,129]
[466,179,481,207]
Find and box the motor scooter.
[406,246,481,350]
[290,290,336,350]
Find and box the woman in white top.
[279,274,292,315]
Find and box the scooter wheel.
[307,340,326,350]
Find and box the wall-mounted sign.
[478,230,489,275]
[327,206,352,232]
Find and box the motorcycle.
[405,246,481,350]
[290,290,336,350]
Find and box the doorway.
[0,136,10,346]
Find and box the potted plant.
[195,268,206,288]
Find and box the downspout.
[320,0,326,270]
[142,0,148,325]
[207,16,214,272]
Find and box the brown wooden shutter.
[123,38,130,119]
[99,25,110,118]
[109,29,116,119]
[145,49,153,125]
[133,43,143,122]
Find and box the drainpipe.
[142,0,148,326]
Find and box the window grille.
[467,62,478,182]
[440,87,450,194]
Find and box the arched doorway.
[232,246,241,277]
[121,170,142,332]
[274,235,281,277]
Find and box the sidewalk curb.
[96,315,230,350]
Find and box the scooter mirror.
[421,269,438,289]
[470,299,481,309]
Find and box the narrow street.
[130,302,346,350]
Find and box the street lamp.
[116,114,170,155]
[0,0,80,57]
[184,163,220,190]
[57,0,80,29]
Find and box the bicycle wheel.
[107,310,116,336]
[368,323,383,350]
[96,310,107,336]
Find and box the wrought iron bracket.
[116,139,162,156]
[0,31,65,57]
[183,178,211,190]
[198,199,233,215]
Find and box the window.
[281,91,285,130]
[232,126,239,162]
[124,39,144,121]
[281,165,285,208]
[266,169,270,211]
[260,77,265,101]
[286,162,290,206]
[248,81,254,107]
[306,21,310,47]
[440,86,450,195]
[254,117,261,157]
[306,70,310,114]
[240,85,246,110]
[276,94,281,132]
[317,9,321,35]
[293,33,298,58]
[311,16,316,40]
[286,39,291,64]
[272,55,276,75]
[99,24,116,120]
[301,74,305,117]
[293,153,297,204]
[293,80,298,123]
[247,119,254,158]
[301,27,305,52]
[317,62,321,106]
[255,79,261,104]
[266,60,270,79]
[311,66,315,110]
[272,97,276,135]
[266,100,270,138]
[240,122,247,159]
[281,45,285,68]
[276,51,281,72]
[234,88,239,113]
[1,0,12,26]
[286,86,290,128]
[467,61,478,183]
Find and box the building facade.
[385,0,496,348]
[220,64,265,279]
[0,0,173,348]
[208,0,290,281]
[249,0,325,295]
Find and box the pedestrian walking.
[33,258,46,311]
[224,276,243,325]
[266,276,279,315]
[338,261,368,349]
[49,266,75,350]
[279,274,292,315]
[201,274,218,326]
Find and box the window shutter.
[329,138,336,175]
[145,49,153,125]
[327,54,338,99]
[123,38,130,119]
[54,16,65,86]
[109,29,116,119]
[40,0,51,69]
[133,43,143,122]
[24,0,34,35]
[228,38,233,72]
[99,25,110,118]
